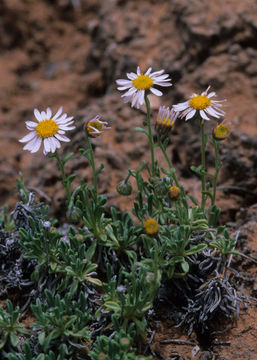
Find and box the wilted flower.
[155,105,178,137]
[19,107,75,155]
[144,218,159,236]
[116,66,172,109]
[168,186,180,200]
[212,123,230,141]
[85,115,111,138]
[173,86,226,121]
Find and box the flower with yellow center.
[173,86,226,121]
[212,123,230,141]
[155,105,178,137]
[144,218,159,236]
[116,66,172,109]
[168,186,180,200]
[85,115,111,138]
[19,107,75,155]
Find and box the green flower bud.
[116,180,132,196]
[66,205,81,223]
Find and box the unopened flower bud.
[120,337,130,346]
[144,218,159,236]
[150,176,168,196]
[116,180,132,196]
[146,272,154,281]
[85,115,111,138]
[66,206,81,223]
[168,186,180,200]
[155,106,178,138]
[75,234,84,242]
[212,124,229,141]
[98,353,106,360]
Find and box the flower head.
[144,218,159,236]
[155,106,178,137]
[212,123,230,141]
[168,186,180,200]
[173,86,226,121]
[19,107,75,155]
[85,115,111,138]
[116,66,172,109]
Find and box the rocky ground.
[0,0,256,359]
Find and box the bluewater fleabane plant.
[85,115,111,138]
[83,116,111,193]
[116,66,172,109]
[173,86,226,121]
[19,107,75,155]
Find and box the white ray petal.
[116,79,132,86]
[200,110,210,120]
[52,107,63,120]
[150,87,163,96]
[145,67,152,76]
[55,133,70,142]
[43,138,51,153]
[25,121,37,129]
[19,131,37,143]
[34,109,42,122]
[46,107,52,118]
[185,109,196,121]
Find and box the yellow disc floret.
[36,120,58,138]
[189,95,211,110]
[157,116,174,128]
[144,218,159,236]
[132,75,154,90]
[86,120,103,137]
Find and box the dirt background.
[0,0,256,359]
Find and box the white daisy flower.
[173,86,226,121]
[116,66,172,109]
[19,107,75,155]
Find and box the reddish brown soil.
[0,0,256,359]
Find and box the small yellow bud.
[120,337,130,346]
[144,218,159,236]
[212,124,229,141]
[98,353,106,360]
[168,186,180,200]
[75,234,84,242]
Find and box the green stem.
[54,150,71,203]
[85,133,97,193]
[212,140,220,205]
[200,120,207,211]
[158,139,179,187]
[144,94,156,176]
